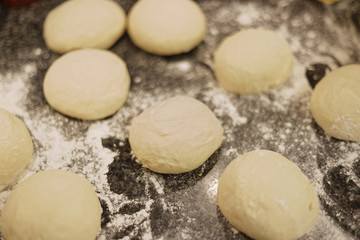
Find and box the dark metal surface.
[0,0,359,239]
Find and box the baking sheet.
[0,0,359,239]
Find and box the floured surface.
[0,0,359,239]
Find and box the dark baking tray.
[0,0,359,239]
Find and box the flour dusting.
[0,0,359,239]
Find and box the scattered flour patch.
[207,178,219,200]
[236,4,259,26]
[278,144,286,153]
[134,76,142,83]
[175,61,192,72]
[203,89,247,126]
[210,27,219,35]
[33,48,42,56]
[0,63,37,114]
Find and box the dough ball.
[0,170,102,240]
[310,64,360,141]
[217,150,319,240]
[0,108,33,188]
[129,96,223,174]
[43,0,126,54]
[43,49,130,120]
[127,0,206,56]
[213,29,294,94]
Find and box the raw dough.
[310,64,360,141]
[129,96,223,174]
[0,170,102,240]
[43,0,126,54]
[43,49,130,120]
[127,0,206,56]
[0,108,33,189]
[217,150,319,240]
[213,29,294,94]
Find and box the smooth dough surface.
[217,150,319,240]
[0,170,102,240]
[0,108,33,188]
[43,49,130,120]
[129,96,223,174]
[43,0,126,54]
[127,0,206,56]
[213,29,294,94]
[310,64,360,141]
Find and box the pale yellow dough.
[43,49,130,120]
[43,0,126,54]
[0,170,102,240]
[127,0,206,56]
[129,96,223,174]
[217,150,319,240]
[0,108,33,189]
[213,29,294,94]
[310,64,360,141]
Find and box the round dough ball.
[43,0,126,54]
[310,64,360,141]
[129,96,223,174]
[0,170,102,240]
[127,0,206,56]
[213,29,294,94]
[43,49,130,120]
[0,108,33,188]
[217,150,319,240]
